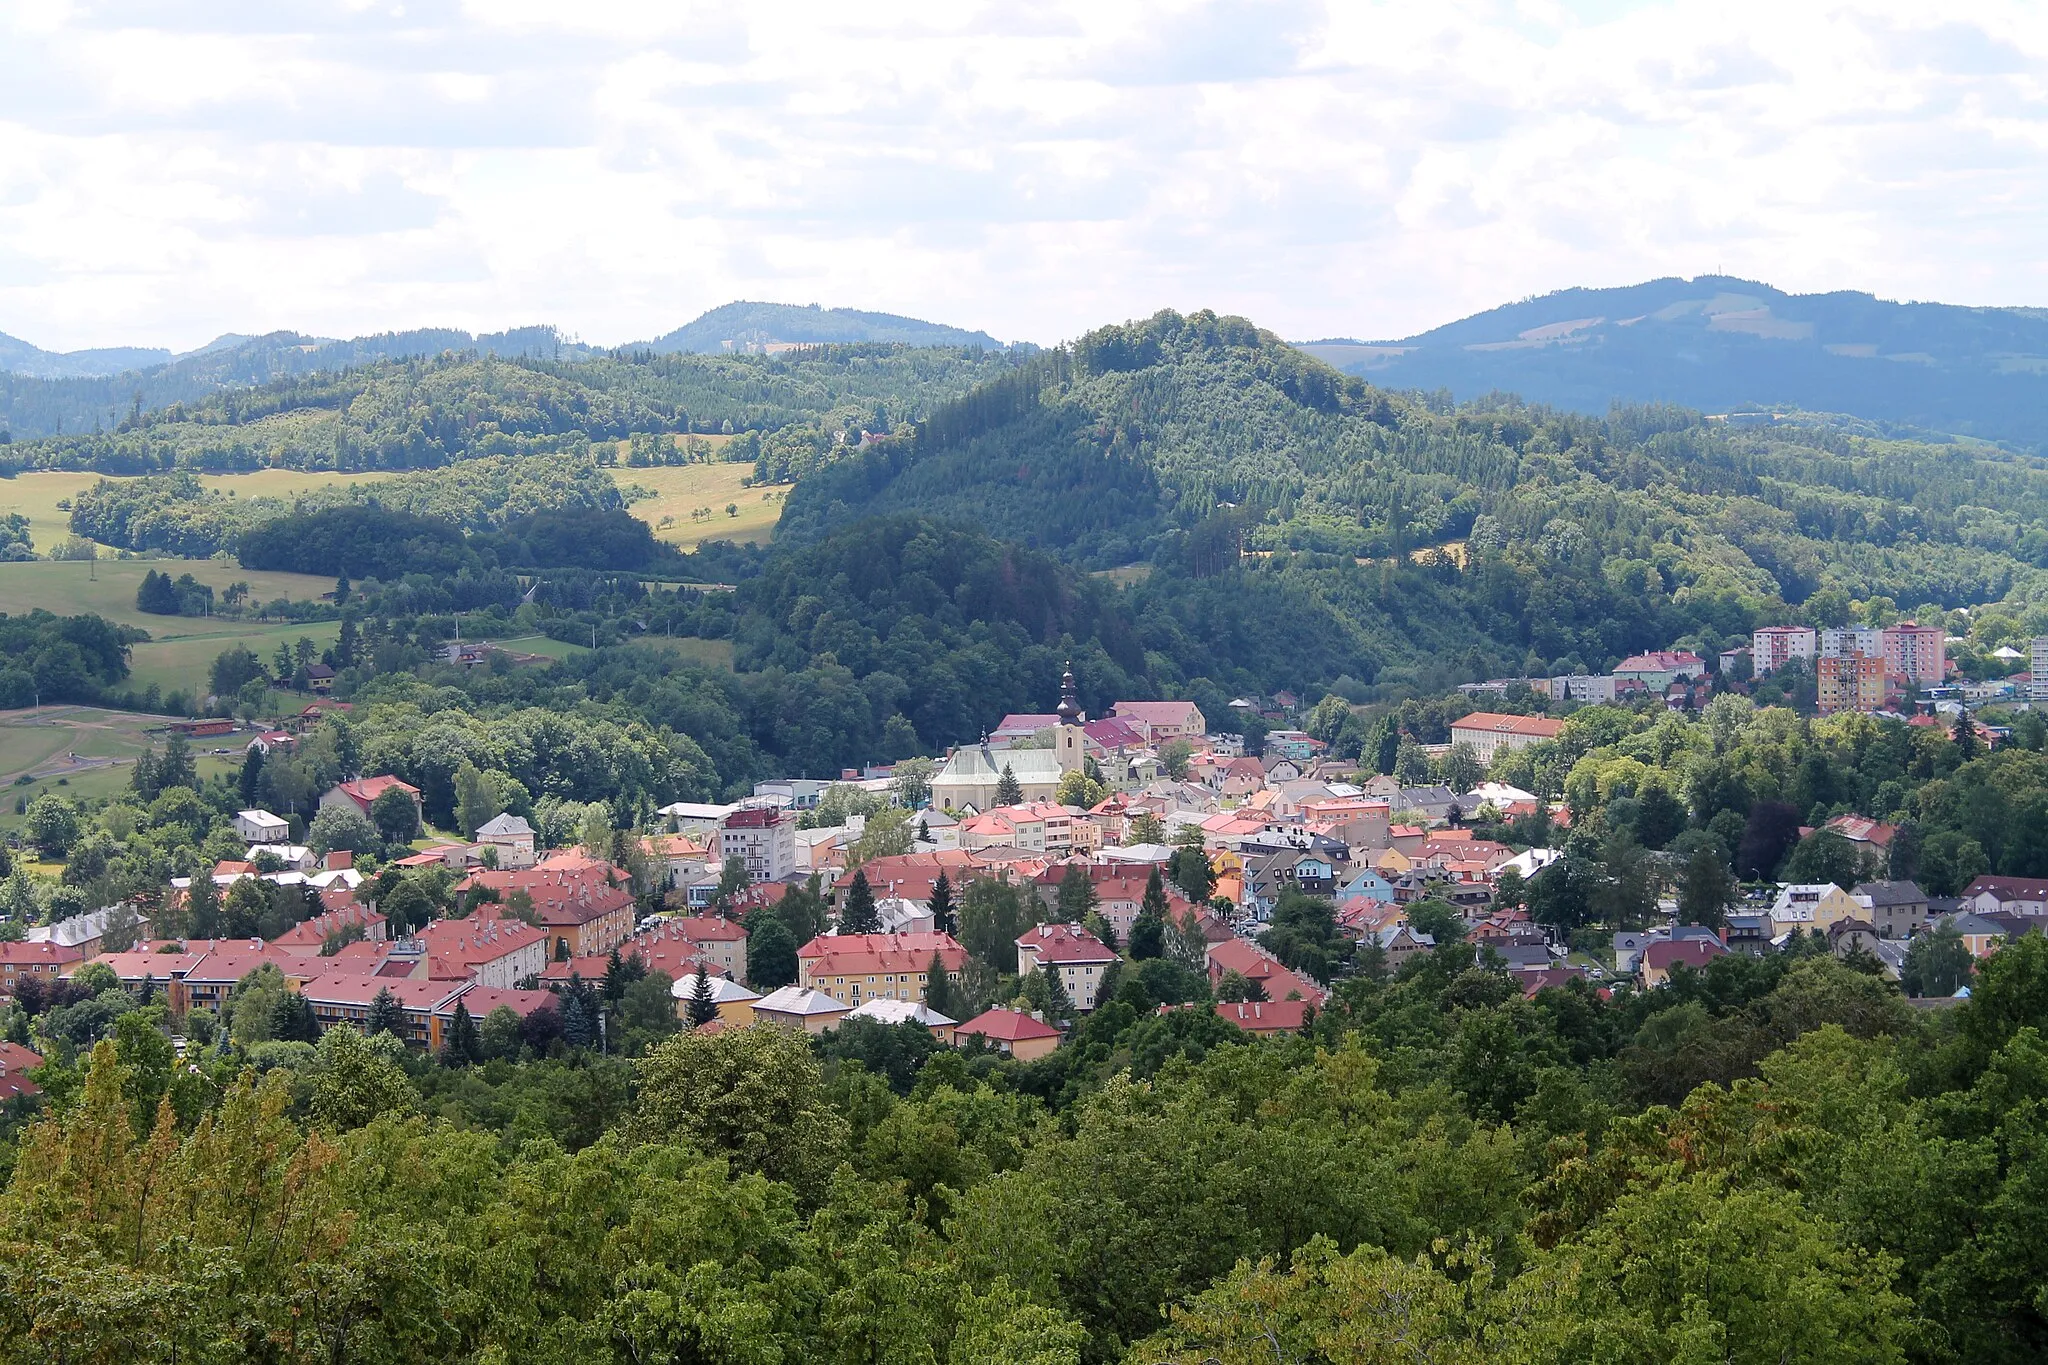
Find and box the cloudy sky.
[2,0,2044,352]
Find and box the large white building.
[719,805,796,884]
[2034,636,2048,701]
[1821,627,1885,659]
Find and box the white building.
[1751,627,1817,675]
[1821,627,1885,658]
[719,805,796,884]
[474,812,537,869]
[2031,637,2048,701]
[234,809,290,843]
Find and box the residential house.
[1612,651,1707,689]
[1825,814,1898,858]
[1828,918,1884,961]
[234,809,290,843]
[1639,937,1728,987]
[1370,923,1435,972]
[844,852,979,904]
[752,985,851,1034]
[1769,883,1865,937]
[170,941,311,1015]
[845,997,957,1042]
[797,931,969,1007]
[63,946,208,1013]
[640,832,711,890]
[1447,713,1566,765]
[0,1041,42,1102]
[1854,881,1928,939]
[0,940,87,1001]
[1947,912,2010,958]
[1109,700,1207,744]
[1014,923,1117,1010]
[475,813,537,869]
[955,1007,1061,1060]
[1611,930,1658,974]
[1205,937,1326,1004]
[1961,875,2048,919]
[1209,999,1313,1036]
[319,775,423,823]
[668,973,762,1026]
[434,986,556,1035]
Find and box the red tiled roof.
[1206,937,1326,1003]
[1015,922,1116,964]
[1641,939,1728,972]
[458,860,635,927]
[956,1007,1061,1043]
[439,987,554,1019]
[723,806,785,829]
[1449,712,1565,740]
[0,941,88,968]
[417,915,544,979]
[798,931,967,976]
[1212,999,1313,1034]
[297,972,461,1010]
[333,775,421,810]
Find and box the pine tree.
[130,746,159,803]
[1039,964,1073,1021]
[560,993,592,1048]
[1954,715,1982,763]
[603,946,628,1000]
[334,571,351,606]
[923,952,957,1019]
[928,871,956,936]
[1055,862,1097,923]
[686,962,718,1027]
[365,986,406,1040]
[995,764,1023,807]
[441,998,479,1065]
[840,867,880,935]
[186,869,222,939]
[158,733,197,791]
[238,746,265,808]
[1130,865,1171,959]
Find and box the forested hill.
[2,345,1012,470]
[1299,276,2048,448]
[637,300,1006,354]
[776,308,2048,696]
[0,326,592,440]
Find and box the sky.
[1,0,2045,353]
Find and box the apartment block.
[1751,626,1816,675]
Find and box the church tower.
[1055,661,1088,775]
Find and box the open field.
[127,621,343,699]
[628,636,735,669]
[4,468,400,556]
[0,559,337,635]
[493,633,590,661]
[617,463,789,550]
[0,706,239,832]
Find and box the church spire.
[1056,660,1082,725]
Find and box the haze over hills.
[0,330,175,380]
[1297,276,2048,448]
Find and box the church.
[929,664,1094,812]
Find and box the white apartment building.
[719,805,796,884]
[1821,627,1885,658]
[1750,627,1816,675]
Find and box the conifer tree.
[928,871,956,935]
[441,999,479,1065]
[186,869,222,939]
[995,764,1023,807]
[1040,963,1073,1021]
[841,867,880,935]
[365,986,406,1040]
[923,951,957,1019]
[687,962,719,1027]
[1130,866,1170,960]
[560,993,592,1048]
[1055,862,1097,923]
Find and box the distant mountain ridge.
[1297,276,2048,447]
[0,331,174,380]
[635,301,1006,354]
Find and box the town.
[4,636,2029,1107]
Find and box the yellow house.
[671,974,760,1026]
[1769,884,1863,938]
[1374,848,1415,876]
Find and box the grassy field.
[4,468,399,556]
[628,636,735,669]
[0,559,337,635]
[0,703,243,808]
[617,463,789,550]
[127,621,343,699]
[493,634,589,661]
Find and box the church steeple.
[1056,660,1083,725]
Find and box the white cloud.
[0,0,2044,351]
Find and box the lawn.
[4,468,399,557]
[616,461,789,550]
[493,633,589,662]
[2,754,239,832]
